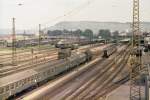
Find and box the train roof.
[0,69,37,87]
[57,40,68,44]
[34,59,65,72]
[39,52,84,69]
[0,52,86,88]
[34,53,85,72]
[0,60,63,87]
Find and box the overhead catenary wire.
[40,0,98,29]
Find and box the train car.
[0,51,92,100]
[55,40,78,50]
[0,70,38,99]
[58,48,71,59]
[102,45,117,58]
[84,50,92,61]
[130,47,142,57]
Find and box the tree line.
[47,29,119,40]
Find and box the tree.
[47,30,62,36]
[113,31,119,39]
[63,29,70,34]
[72,29,83,42]
[98,29,111,40]
[74,29,82,35]
[83,29,94,40]
[112,31,119,43]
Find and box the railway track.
[0,43,103,65]
[95,62,129,100]
[0,45,54,56]
[58,57,118,100]
[61,46,130,100]
[97,76,129,100]
[0,43,100,66]
[0,56,57,77]
[20,45,127,100]
[0,43,105,77]
[0,48,57,66]
[0,51,57,70]
[82,48,130,100]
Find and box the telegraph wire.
[41,0,98,29]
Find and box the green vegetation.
[98,29,111,40]
[48,29,94,39]
[81,29,94,39]
[112,31,119,43]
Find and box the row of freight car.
[1,37,104,48]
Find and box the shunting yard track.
[0,43,102,66]
[21,45,130,100]
[0,50,58,77]
[52,46,130,100]
[82,49,130,100]
[0,43,105,77]
[0,44,95,66]
[0,48,57,66]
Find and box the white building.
[144,35,150,45]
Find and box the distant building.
[119,31,128,37]
[0,34,36,47]
[144,35,150,45]
[0,40,7,47]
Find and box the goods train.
[102,44,117,58]
[0,51,92,100]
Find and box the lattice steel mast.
[130,0,142,100]
[132,0,140,46]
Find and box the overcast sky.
[0,0,150,30]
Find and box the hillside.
[1,21,150,35]
[48,21,150,34]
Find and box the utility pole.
[12,18,17,65]
[23,30,26,47]
[39,24,41,49]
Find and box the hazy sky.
[0,0,150,30]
